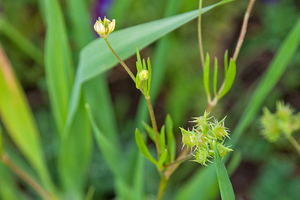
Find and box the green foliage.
[213,140,235,200]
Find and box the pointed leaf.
[158,149,168,170]
[213,57,218,96]
[218,59,236,98]
[142,121,155,142]
[147,58,152,96]
[224,50,228,73]
[204,53,211,100]
[159,126,166,152]
[135,129,158,165]
[165,115,176,162]
[213,141,235,200]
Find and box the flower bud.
[94,17,116,38]
[138,70,149,81]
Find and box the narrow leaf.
[142,121,155,142]
[218,59,236,98]
[213,57,218,96]
[0,45,54,192]
[165,115,176,162]
[135,129,158,165]
[204,53,211,100]
[45,0,74,136]
[159,126,166,152]
[158,149,168,170]
[224,50,228,73]
[147,58,152,96]
[213,141,235,200]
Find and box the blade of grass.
[0,45,54,192]
[213,141,235,200]
[44,0,74,136]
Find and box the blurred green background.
[0,0,300,199]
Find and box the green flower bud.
[261,107,281,142]
[138,70,149,81]
[193,145,211,165]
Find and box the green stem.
[288,135,300,156]
[198,0,205,69]
[233,0,256,61]
[145,95,161,157]
[104,38,136,82]
[157,175,168,200]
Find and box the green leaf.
[218,59,236,98]
[147,58,152,96]
[165,115,176,163]
[67,0,94,51]
[142,121,155,142]
[65,0,233,136]
[204,53,211,101]
[136,46,143,71]
[224,50,228,73]
[135,129,158,165]
[45,0,74,136]
[159,126,166,152]
[0,126,2,156]
[213,57,218,96]
[213,141,235,200]
[0,46,54,192]
[86,104,122,178]
[158,149,168,170]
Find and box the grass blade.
[45,0,74,136]
[213,141,235,200]
[0,45,53,192]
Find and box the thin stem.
[164,147,189,179]
[233,0,256,62]
[145,96,161,157]
[198,0,205,69]
[163,153,193,169]
[1,154,52,200]
[156,175,168,200]
[104,38,136,82]
[288,135,300,156]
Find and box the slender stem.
[288,135,300,156]
[1,154,52,200]
[198,0,205,69]
[164,147,189,179]
[156,175,168,200]
[233,0,256,62]
[104,38,136,82]
[163,153,193,169]
[145,96,161,157]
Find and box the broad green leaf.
[58,96,92,198]
[158,149,168,170]
[67,0,94,51]
[213,141,235,200]
[65,0,234,137]
[86,104,121,178]
[142,121,155,142]
[45,0,74,136]
[165,114,176,162]
[0,46,54,192]
[213,57,218,96]
[159,126,166,152]
[204,53,211,100]
[135,129,158,165]
[218,59,236,98]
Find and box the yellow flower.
[94,17,115,38]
